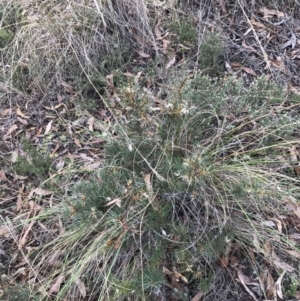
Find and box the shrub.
[30,74,300,300]
[199,34,225,75]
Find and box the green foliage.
[14,138,52,180]
[32,73,300,300]
[169,18,197,45]
[0,28,13,48]
[0,3,23,49]
[283,273,300,298]
[199,34,225,75]
[1,283,39,301]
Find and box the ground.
[1,0,300,300]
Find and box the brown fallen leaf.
[17,117,28,125]
[74,137,82,148]
[242,40,259,54]
[163,266,188,283]
[191,291,203,301]
[44,120,53,135]
[34,188,53,196]
[75,279,86,298]
[220,256,229,268]
[259,7,284,18]
[281,33,297,50]
[237,269,260,301]
[0,225,10,238]
[286,249,300,259]
[19,219,35,248]
[81,161,101,171]
[162,39,171,53]
[3,124,18,140]
[266,271,275,299]
[49,275,64,294]
[28,200,42,211]
[57,94,63,102]
[272,250,294,272]
[87,116,94,132]
[1,108,12,116]
[242,66,257,76]
[0,170,8,181]
[106,198,122,208]
[275,270,286,299]
[166,56,176,69]
[16,107,29,119]
[134,71,142,84]
[144,173,153,195]
[137,50,150,58]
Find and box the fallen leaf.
[0,170,8,181]
[79,153,94,162]
[82,161,101,171]
[272,250,294,272]
[229,62,243,71]
[87,117,94,131]
[57,94,63,102]
[49,275,64,294]
[74,137,82,148]
[134,71,142,84]
[137,50,150,58]
[266,271,275,298]
[191,291,204,301]
[55,159,65,170]
[225,61,233,72]
[260,7,284,18]
[220,256,229,268]
[44,120,53,135]
[270,217,282,233]
[237,270,252,284]
[106,198,122,208]
[162,39,171,53]
[286,249,300,259]
[261,220,276,228]
[242,66,257,76]
[289,146,298,162]
[236,268,260,301]
[4,124,18,139]
[28,200,42,211]
[166,56,176,69]
[60,80,76,94]
[75,279,86,298]
[163,266,188,283]
[144,173,153,195]
[0,225,10,238]
[1,108,12,116]
[17,117,28,125]
[34,188,53,196]
[281,33,297,50]
[19,219,35,248]
[294,165,300,176]
[242,41,259,54]
[16,107,29,119]
[275,270,286,299]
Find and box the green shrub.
[169,18,197,45]
[29,74,300,300]
[14,138,52,180]
[199,34,225,75]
